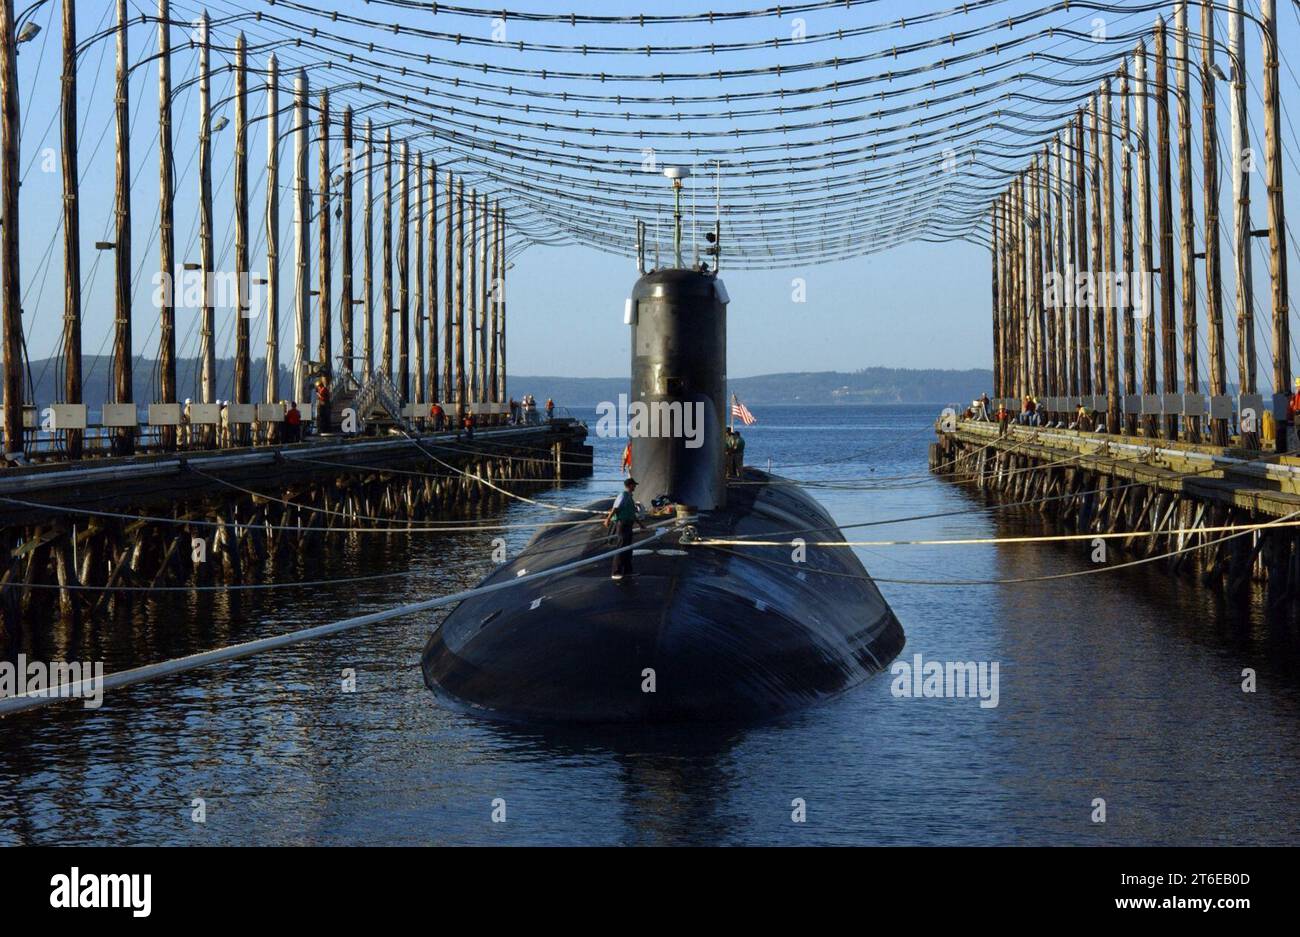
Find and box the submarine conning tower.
[628,266,729,512]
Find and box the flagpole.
[730,393,735,432]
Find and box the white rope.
[693,517,1300,548]
[0,527,667,718]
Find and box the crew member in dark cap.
[604,476,647,581]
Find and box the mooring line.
[693,511,1300,587]
[693,517,1300,548]
[0,528,668,718]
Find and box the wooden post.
[1055,134,1066,402]
[156,0,176,451]
[1101,79,1120,433]
[1202,2,1227,446]
[1155,16,1179,440]
[234,34,250,444]
[1014,177,1026,399]
[112,0,133,457]
[0,0,19,461]
[381,130,393,381]
[363,120,374,380]
[340,107,354,378]
[317,89,331,384]
[1119,62,1138,436]
[991,203,1001,401]
[454,177,466,413]
[60,0,82,459]
[1075,110,1092,396]
[468,188,478,403]
[1261,0,1291,437]
[1175,2,1198,442]
[479,192,490,402]
[399,141,410,403]
[413,150,424,405]
[1228,0,1255,397]
[264,55,280,405]
[1031,156,1045,397]
[292,69,310,404]
[1135,40,1159,438]
[497,203,506,404]
[427,161,438,403]
[489,199,501,403]
[198,13,216,407]
[1088,95,1106,403]
[1060,139,1077,400]
[443,171,453,406]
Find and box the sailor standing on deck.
[605,477,646,581]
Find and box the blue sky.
[8,0,1300,391]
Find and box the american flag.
[731,396,757,426]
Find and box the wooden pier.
[0,419,593,643]
[933,420,1300,605]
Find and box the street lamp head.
[211,116,230,133]
[16,23,41,45]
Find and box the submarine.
[422,169,905,724]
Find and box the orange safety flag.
[621,442,632,475]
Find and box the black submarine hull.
[421,467,905,724]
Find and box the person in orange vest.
[461,410,476,440]
[430,402,445,432]
[546,398,555,421]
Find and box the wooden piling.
[1228,0,1256,398]
[234,35,250,441]
[1155,16,1179,440]
[1088,95,1106,402]
[382,130,393,381]
[156,0,176,451]
[479,192,490,403]
[399,142,411,403]
[341,107,354,377]
[1119,63,1137,436]
[490,200,501,403]
[363,120,374,380]
[317,90,332,383]
[455,177,466,413]
[1202,3,1227,446]
[427,161,439,403]
[414,151,425,406]
[264,55,280,405]
[1101,79,1120,433]
[199,14,216,408]
[1175,3,1198,442]
[292,69,310,403]
[60,0,83,460]
[1074,110,1092,396]
[1134,40,1159,438]
[112,0,133,457]
[468,188,479,403]
[1261,0,1291,427]
[444,171,454,405]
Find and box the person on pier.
[284,401,301,443]
[430,401,446,432]
[315,379,332,435]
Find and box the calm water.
[2,404,1299,845]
